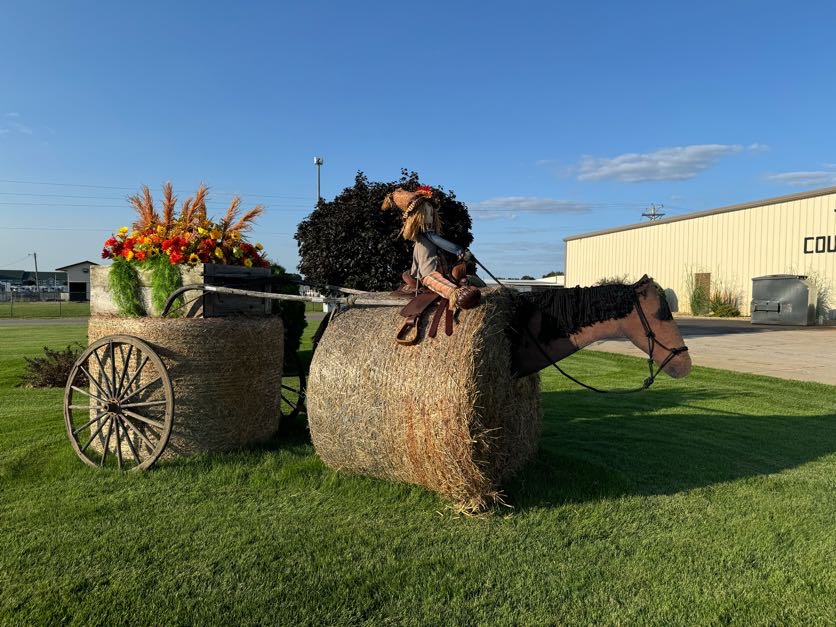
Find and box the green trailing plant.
[149,256,183,316]
[108,259,145,317]
[19,343,87,388]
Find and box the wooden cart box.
[91,264,272,317]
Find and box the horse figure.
[509,275,691,382]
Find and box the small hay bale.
[307,288,541,513]
[88,316,283,458]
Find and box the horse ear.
[633,274,651,288]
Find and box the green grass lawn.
[0,300,90,319]
[1,321,835,625]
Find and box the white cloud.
[575,144,765,182]
[4,112,20,117]
[469,196,591,219]
[765,169,836,187]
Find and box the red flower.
[416,185,433,197]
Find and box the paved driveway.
[589,317,836,386]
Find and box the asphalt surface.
[3,314,834,386]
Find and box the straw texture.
[88,316,283,458]
[307,288,541,513]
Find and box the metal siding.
[564,192,836,316]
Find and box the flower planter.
[90,263,272,317]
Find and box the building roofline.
[564,185,836,242]
[55,261,100,271]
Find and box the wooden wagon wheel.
[280,350,306,421]
[64,335,174,471]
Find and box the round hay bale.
[307,288,541,513]
[87,316,283,458]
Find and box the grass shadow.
[504,386,836,509]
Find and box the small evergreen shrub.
[20,344,86,388]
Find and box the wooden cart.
[63,277,400,471]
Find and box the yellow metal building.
[564,186,836,316]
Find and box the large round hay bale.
[307,288,541,513]
[87,316,283,458]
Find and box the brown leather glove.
[453,286,481,309]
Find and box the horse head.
[619,275,691,379]
[508,275,692,381]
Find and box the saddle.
[391,263,477,346]
[394,289,453,346]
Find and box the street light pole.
[32,252,42,301]
[314,156,324,203]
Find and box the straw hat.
[381,186,436,216]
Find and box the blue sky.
[2,1,836,278]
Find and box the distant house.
[55,261,100,301]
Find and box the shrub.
[709,288,741,317]
[595,274,630,286]
[20,344,86,388]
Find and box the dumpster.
[751,275,818,325]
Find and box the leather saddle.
[391,272,454,346]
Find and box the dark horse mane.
[511,275,672,343]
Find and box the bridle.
[531,286,689,394]
[469,255,690,394]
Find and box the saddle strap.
[428,301,445,338]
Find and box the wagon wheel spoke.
[115,343,134,398]
[64,335,174,471]
[99,417,115,467]
[117,417,144,465]
[279,351,307,421]
[72,409,110,437]
[79,414,111,453]
[78,365,112,402]
[120,415,159,453]
[119,376,162,405]
[91,347,115,398]
[69,385,109,404]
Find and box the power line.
[0,178,310,200]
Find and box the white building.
[56,261,99,301]
[564,187,836,316]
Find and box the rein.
[471,256,688,394]
[543,290,689,394]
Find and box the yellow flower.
[124,250,134,261]
[232,246,242,258]
[210,229,221,240]
[230,231,241,241]
[188,253,200,264]
[255,243,264,251]
[156,225,166,236]
[131,230,140,239]
[118,226,129,236]
[197,227,208,236]
[214,246,225,261]
[243,257,253,268]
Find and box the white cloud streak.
[575,144,765,182]
[469,196,591,219]
[765,169,836,187]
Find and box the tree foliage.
[295,169,473,291]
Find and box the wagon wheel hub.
[107,400,121,414]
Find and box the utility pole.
[314,156,324,203]
[31,252,42,301]
[642,203,665,221]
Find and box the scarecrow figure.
[382,186,482,309]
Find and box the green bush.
[709,289,741,317]
[689,284,710,315]
[19,343,86,388]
